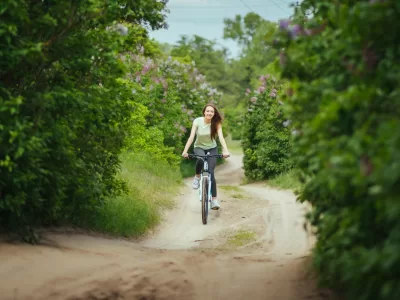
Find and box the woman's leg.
[193,148,205,175]
[192,148,205,189]
[207,147,218,199]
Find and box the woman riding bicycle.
[182,103,230,210]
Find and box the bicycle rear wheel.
[201,177,209,225]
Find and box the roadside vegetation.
[2,1,399,298]
[91,152,180,237]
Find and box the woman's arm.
[182,122,198,157]
[217,125,230,157]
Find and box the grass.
[220,185,246,200]
[227,229,257,247]
[180,158,196,178]
[266,169,303,191]
[92,151,181,237]
[219,185,242,192]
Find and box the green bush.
[242,75,292,180]
[274,1,400,299]
[0,0,167,239]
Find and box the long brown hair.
[202,103,223,140]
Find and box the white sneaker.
[192,176,200,189]
[211,199,220,210]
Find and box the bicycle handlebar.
[187,154,225,159]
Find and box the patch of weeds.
[220,185,242,192]
[227,229,257,247]
[266,169,302,191]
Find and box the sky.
[149,0,298,58]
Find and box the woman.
[182,103,230,210]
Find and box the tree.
[223,12,263,49]
[171,35,229,93]
[0,0,167,239]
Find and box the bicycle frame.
[188,152,223,224]
[198,159,212,205]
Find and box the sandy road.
[0,154,334,300]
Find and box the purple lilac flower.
[279,19,290,30]
[270,92,277,98]
[290,24,303,38]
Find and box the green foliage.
[170,35,230,93]
[223,13,263,49]
[0,0,169,237]
[224,15,278,80]
[274,1,400,299]
[91,151,180,237]
[242,75,292,180]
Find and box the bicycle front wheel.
[201,176,209,225]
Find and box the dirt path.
[0,154,334,300]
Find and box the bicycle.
[187,152,224,225]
